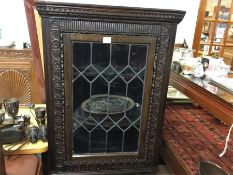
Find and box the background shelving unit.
[193,0,233,70]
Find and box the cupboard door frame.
[63,33,156,161]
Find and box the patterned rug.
[163,103,233,175]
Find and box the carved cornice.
[36,1,185,24]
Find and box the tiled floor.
[156,165,172,175]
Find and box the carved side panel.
[144,25,169,160]
[145,24,178,166]
[48,19,67,172]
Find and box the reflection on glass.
[180,74,233,105]
[72,42,148,154]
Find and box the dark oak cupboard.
[36,1,184,174]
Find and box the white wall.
[175,0,200,48]
[0,0,200,49]
[0,0,29,48]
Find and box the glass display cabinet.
[36,1,185,174]
[193,0,233,70]
[170,71,233,124]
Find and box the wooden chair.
[0,130,41,175]
[0,49,41,104]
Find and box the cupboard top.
[35,1,185,24]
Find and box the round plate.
[81,94,135,115]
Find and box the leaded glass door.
[64,34,155,157]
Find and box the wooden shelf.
[193,0,233,71]
[204,18,233,23]
[200,42,233,47]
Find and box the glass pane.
[201,22,226,43]
[205,0,219,20]
[218,0,231,20]
[200,44,210,56]
[201,21,211,42]
[214,23,227,44]
[130,45,147,72]
[211,45,222,57]
[73,42,90,72]
[72,42,148,155]
[92,43,110,72]
[111,44,129,72]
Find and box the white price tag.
[103,37,111,43]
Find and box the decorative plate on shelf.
[81,94,135,115]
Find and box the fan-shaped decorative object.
[0,69,32,104]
